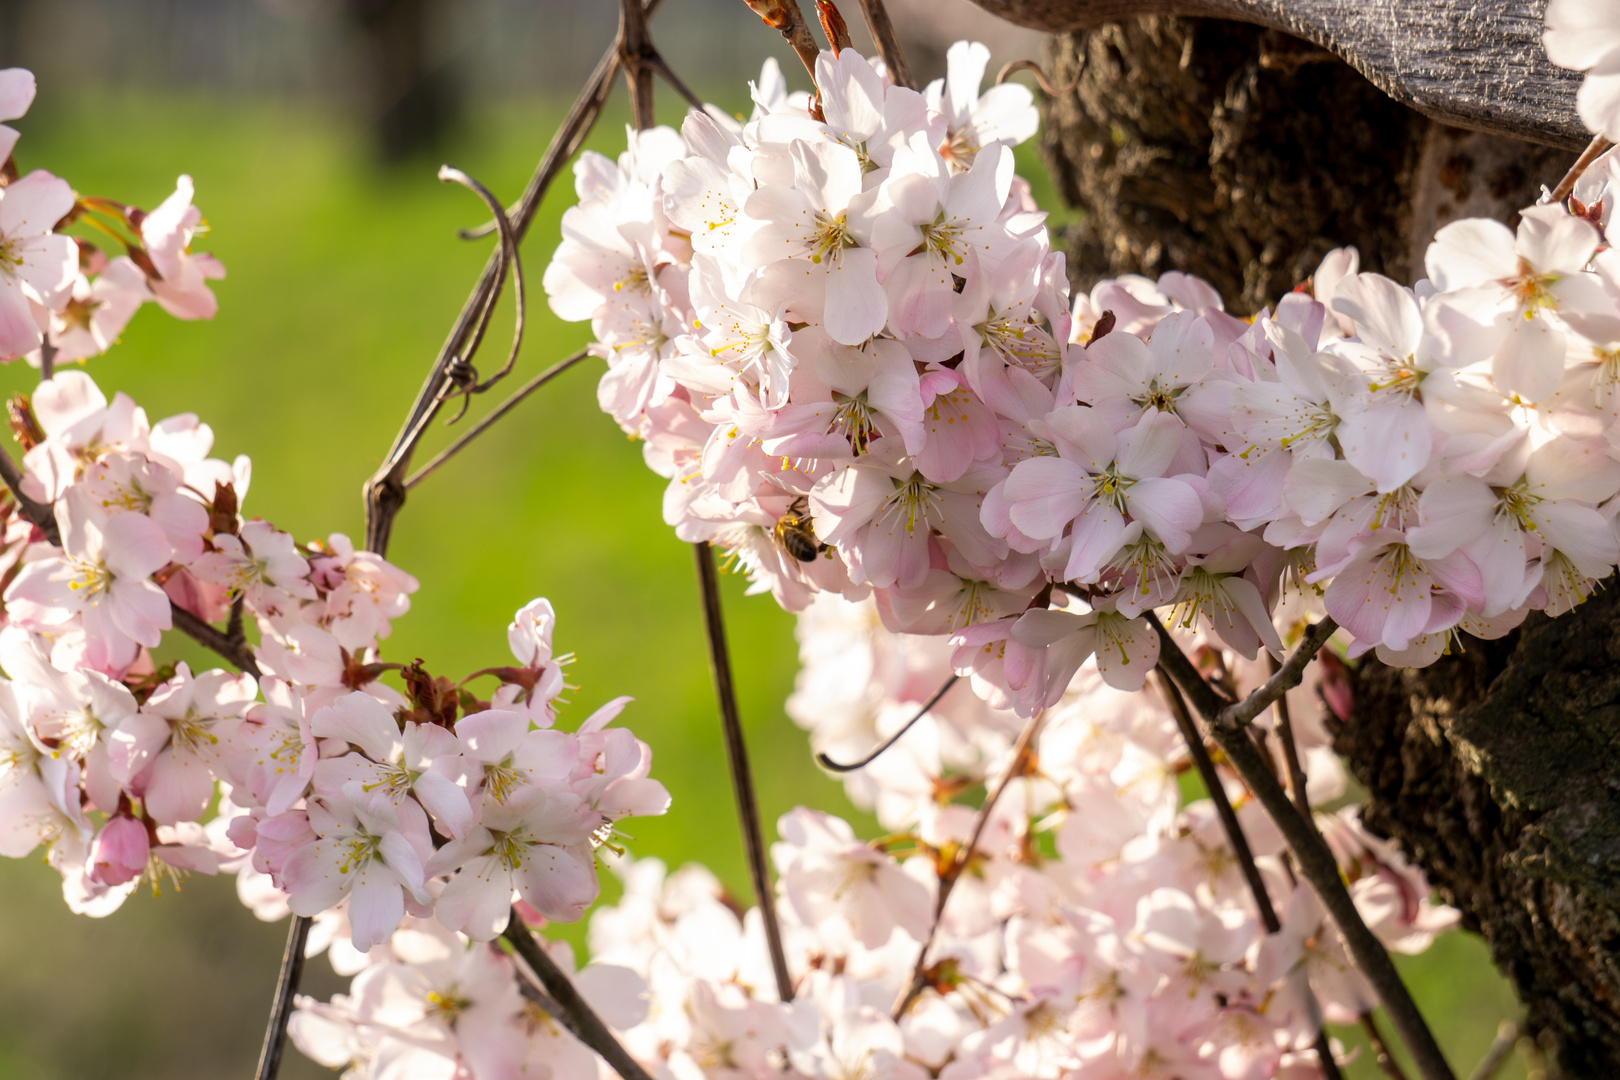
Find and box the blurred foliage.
[0,89,1522,1079]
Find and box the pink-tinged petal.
[1425,218,1516,291]
[1337,398,1431,493]
[1117,410,1186,480]
[1124,476,1203,553]
[0,69,35,123]
[1527,437,1620,504]
[1004,456,1091,540]
[454,708,530,765]
[0,277,40,357]
[0,170,72,239]
[1535,500,1620,580]
[1407,476,1496,559]
[435,854,513,941]
[1545,0,1620,69]
[1063,501,1129,583]
[144,750,217,825]
[517,843,600,923]
[884,254,954,340]
[311,693,401,762]
[1491,313,1566,403]
[413,771,476,840]
[823,247,887,346]
[1462,517,1530,616]
[108,579,172,648]
[1040,405,1117,467]
[1331,272,1421,355]
[1517,204,1599,274]
[101,511,173,578]
[1324,541,1433,650]
[1578,62,1620,142]
[1093,612,1159,691]
[347,874,406,952]
[12,233,75,306]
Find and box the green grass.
[0,90,1526,1079]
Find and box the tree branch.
[0,450,57,545]
[1363,1011,1414,1080]
[1149,615,1457,1080]
[815,673,957,772]
[693,541,796,1001]
[619,0,657,131]
[252,911,311,1080]
[1158,671,1345,1080]
[855,0,916,89]
[170,605,261,678]
[1214,617,1337,729]
[502,909,654,1080]
[741,0,823,87]
[1551,133,1614,203]
[894,707,1045,1018]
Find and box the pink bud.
[90,815,149,887]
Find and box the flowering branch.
[1150,616,1458,1080]
[694,541,796,1001]
[170,605,261,678]
[501,909,655,1080]
[893,707,1045,1018]
[1157,671,1346,1080]
[1214,617,1339,730]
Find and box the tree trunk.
[1034,17,1618,1073]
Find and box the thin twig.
[742,0,823,86]
[894,707,1045,1018]
[1467,1021,1519,1080]
[252,912,311,1080]
[855,0,915,90]
[1157,671,1344,1080]
[435,169,525,398]
[995,58,1080,97]
[1215,618,1338,729]
[502,909,654,1080]
[171,605,262,678]
[816,674,957,772]
[694,541,796,1001]
[38,333,55,383]
[0,451,58,545]
[1551,133,1614,203]
[514,976,587,1043]
[1363,1012,1413,1080]
[405,350,591,490]
[1269,653,1313,822]
[361,8,636,555]
[1150,616,1457,1080]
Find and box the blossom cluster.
[292,592,1457,1079]
[544,37,1620,720]
[0,68,224,364]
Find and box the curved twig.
[816,674,958,772]
[995,57,1080,96]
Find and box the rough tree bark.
[1024,15,1618,1075]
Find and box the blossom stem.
[1467,1021,1520,1080]
[1215,617,1338,730]
[741,0,823,90]
[501,909,654,1080]
[693,540,796,1002]
[854,0,916,90]
[1157,670,1345,1080]
[405,349,591,490]
[815,673,958,772]
[1551,133,1615,203]
[1149,614,1458,1080]
[0,449,58,545]
[1363,1011,1414,1080]
[251,911,311,1080]
[1268,653,1314,822]
[894,707,1045,1018]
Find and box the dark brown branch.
[620,0,657,131]
[1551,134,1615,203]
[816,674,957,772]
[894,707,1045,1018]
[171,605,261,678]
[1269,654,1313,822]
[1150,616,1457,1080]
[514,977,587,1043]
[502,909,654,1080]
[693,541,795,1002]
[252,912,311,1080]
[405,350,591,490]
[0,450,58,545]
[1215,618,1337,729]
[854,0,915,89]
[1157,671,1344,1080]
[742,0,823,87]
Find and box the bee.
[773,501,824,563]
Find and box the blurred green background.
[0,7,1530,1079]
